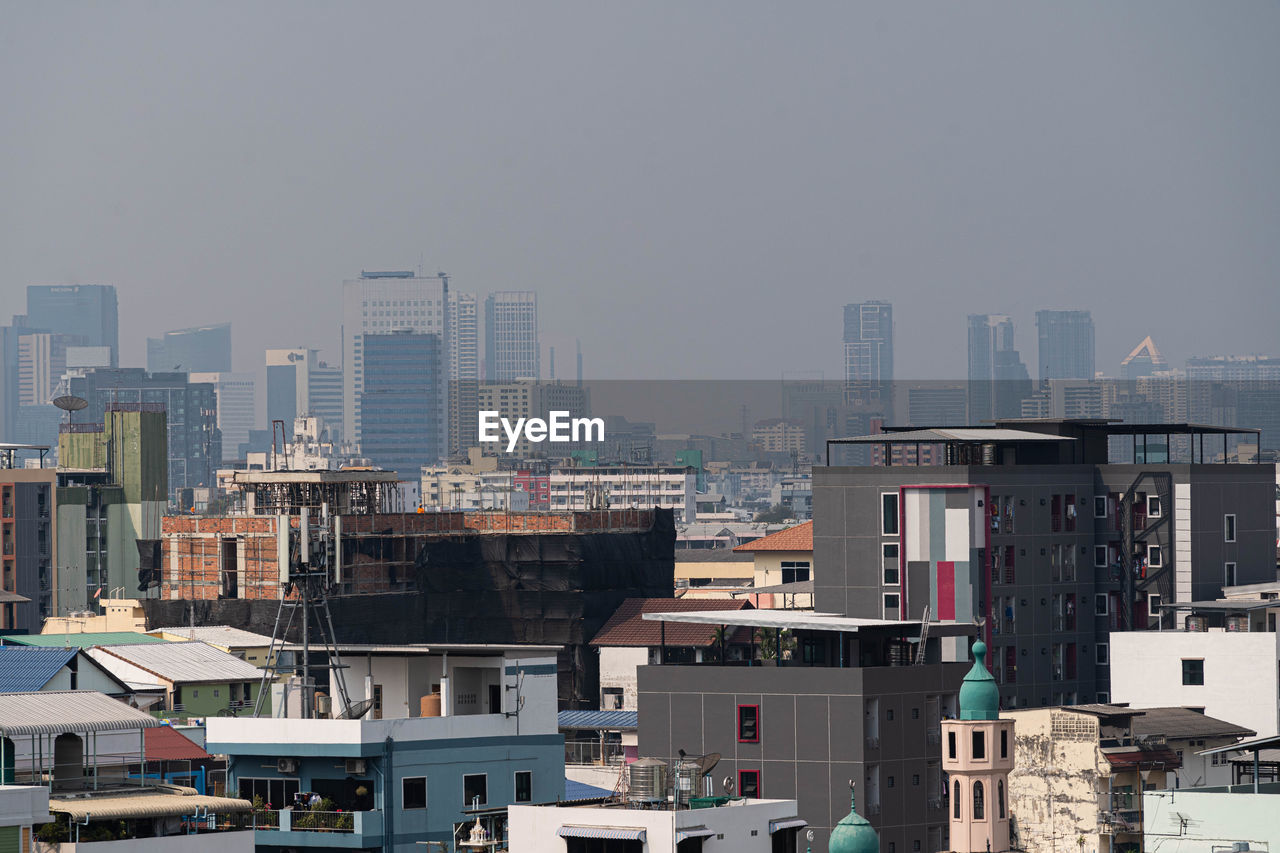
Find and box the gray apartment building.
[638,611,972,852]
[816,419,1275,709]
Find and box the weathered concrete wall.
[1005,709,1103,853]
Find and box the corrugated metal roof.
[50,791,252,820]
[144,725,211,761]
[831,428,1075,444]
[563,779,614,802]
[0,646,77,692]
[558,826,647,841]
[591,599,754,648]
[150,626,276,648]
[558,710,638,731]
[0,690,162,736]
[1,632,168,648]
[91,642,264,684]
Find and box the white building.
[508,798,806,853]
[239,415,368,472]
[1110,628,1280,737]
[190,372,255,461]
[342,271,449,442]
[484,291,539,381]
[549,466,696,521]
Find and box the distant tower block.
[942,641,1014,852]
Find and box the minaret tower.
[942,641,1014,852]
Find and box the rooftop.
[91,642,264,684]
[0,646,78,692]
[49,786,251,820]
[591,599,753,648]
[2,631,168,649]
[0,690,162,736]
[1131,707,1256,741]
[150,625,277,648]
[640,608,978,638]
[144,725,212,761]
[733,521,813,553]
[558,710,638,731]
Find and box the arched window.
[973,780,985,820]
[953,780,961,819]
[998,780,1006,818]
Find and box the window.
[1224,514,1236,542]
[737,705,759,743]
[1094,545,1107,568]
[603,687,624,710]
[515,771,532,803]
[192,689,199,699]
[883,543,899,559]
[739,770,760,798]
[1095,495,1108,518]
[453,770,492,810]
[887,775,895,789]
[882,493,899,536]
[886,709,894,722]
[1096,643,1109,665]
[883,565,900,586]
[953,780,961,819]
[238,777,300,809]
[1000,729,1008,759]
[883,593,900,615]
[998,780,1006,818]
[972,730,985,760]
[780,561,810,584]
[402,776,426,809]
[1095,594,1109,616]
[1097,691,1110,703]
[1182,659,1205,686]
[1225,562,1237,587]
[1147,495,1162,517]
[948,731,957,760]
[911,707,920,720]
[973,780,985,820]
[1148,544,1162,568]
[373,684,383,719]
[912,774,920,786]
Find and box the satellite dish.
[722,775,736,795]
[53,396,88,412]
[695,752,721,777]
[335,698,375,720]
[806,829,816,842]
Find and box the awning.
[676,825,716,841]
[50,793,253,820]
[769,817,808,833]
[558,825,647,841]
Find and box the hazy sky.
[3,2,1278,379]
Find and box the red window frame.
[738,769,761,798]
[737,704,760,743]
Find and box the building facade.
[190,372,255,462]
[967,314,1031,422]
[843,301,893,405]
[0,467,56,629]
[360,331,446,477]
[146,323,232,373]
[1035,310,1095,381]
[18,284,119,366]
[484,291,539,381]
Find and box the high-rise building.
[18,285,119,367]
[146,323,232,373]
[67,369,219,502]
[907,386,968,425]
[968,315,1031,422]
[190,372,255,462]
[1119,336,1167,380]
[360,331,446,480]
[342,271,449,441]
[843,301,893,405]
[265,349,344,443]
[448,290,480,458]
[484,291,539,381]
[1035,310,1095,381]
[0,467,56,629]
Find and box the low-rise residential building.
[592,599,754,711]
[41,597,148,634]
[206,644,564,851]
[0,464,56,630]
[1110,628,1280,737]
[673,549,755,597]
[147,625,277,669]
[733,521,814,609]
[1144,733,1280,853]
[508,797,808,853]
[0,784,51,851]
[0,690,253,851]
[549,466,698,522]
[1129,707,1254,790]
[0,646,133,698]
[1005,704,1181,851]
[85,641,267,718]
[638,608,975,851]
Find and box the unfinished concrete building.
[145,470,675,706]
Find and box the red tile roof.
[733,521,813,553]
[590,598,753,648]
[144,725,211,761]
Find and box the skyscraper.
[448,290,480,458]
[147,323,232,373]
[360,331,446,479]
[1119,336,1167,380]
[19,285,119,367]
[1035,310,1095,381]
[342,271,449,442]
[842,301,893,404]
[190,372,255,462]
[484,291,539,381]
[968,314,1032,421]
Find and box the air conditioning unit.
[277,758,299,774]
[345,758,367,775]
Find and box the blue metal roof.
[558,710,638,731]
[563,779,614,802]
[0,646,78,692]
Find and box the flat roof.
[733,580,813,596]
[1156,600,1277,612]
[830,428,1075,445]
[640,609,977,637]
[281,642,562,655]
[1199,733,1280,757]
